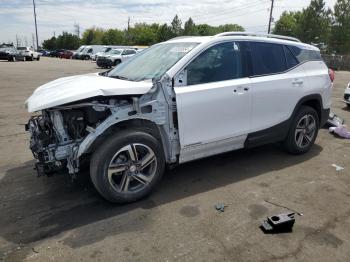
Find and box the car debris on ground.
[332,164,345,171]
[329,125,350,139]
[260,213,296,234]
[326,112,344,127]
[215,203,226,213]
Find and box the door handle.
[292,79,303,85]
[234,86,249,93]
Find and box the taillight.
[329,68,335,83]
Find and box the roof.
[165,32,319,51]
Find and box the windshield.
[108,42,198,81]
[111,49,122,55]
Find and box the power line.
[189,0,269,22]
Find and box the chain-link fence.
[322,54,350,71]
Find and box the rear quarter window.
[289,46,322,62]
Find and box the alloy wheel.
[107,143,157,193]
[294,114,316,149]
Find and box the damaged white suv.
[25,32,332,203]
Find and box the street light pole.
[267,0,274,34]
[32,0,39,50]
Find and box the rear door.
[249,42,306,133]
[174,41,252,162]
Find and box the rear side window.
[251,42,287,75]
[186,42,243,85]
[289,46,322,62]
[284,46,299,69]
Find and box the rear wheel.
[284,106,319,154]
[90,130,165,203]
[114,60,121,66]
[36,56,40,61]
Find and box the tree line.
[273,0,350,54]
[43,0,350,55]
[42,15,243,51]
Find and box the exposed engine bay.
[26,100,112,176]
[25,77,180,178]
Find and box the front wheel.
[90,130,165,203]
[284,106,319,154]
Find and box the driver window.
[186,42,243,85]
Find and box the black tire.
[30,55,33,61]
[284,106,319,155]
[36,56,40,61]
[114,60,121,66]
[90,130,165,203]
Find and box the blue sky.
[0,0,336,47]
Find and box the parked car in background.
[38,50,50,56]
[15,47,40,61]
[59,50,73,59]
[96,48,137,68]
[344,82,350,107]
[49,49,65,58]
[92,46,132,61]
[25,32,332,203]
[0,46,16,60]
[72,46,86,59]
[92,46,112,61]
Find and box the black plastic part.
[35,162,45,177]
[326,111,344,127]
[260,212,295,234]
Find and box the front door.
[174,41,252,162]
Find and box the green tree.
[171,14,182,36]
[56,32,80,50]
[128,23,158,45]
[331,0,350,53]
[217,24,244,33]
[184,17,197,35]
[297,0,332,44]
[42,36,57,50]
[157,23,173,42]
[102,29,124,45]
[81,27,105,45]
[273,11,302,37]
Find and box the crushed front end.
[25,104,110,177]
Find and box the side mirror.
[174,69,187,87]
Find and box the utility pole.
[267,0,274,34]
[16,35,19,48]
[127,17,130,31]
[74,22,80,38]
[32,0,39,50]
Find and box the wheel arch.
[81,118,171,164]
[292,94,323,125]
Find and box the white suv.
[25,32,332,203]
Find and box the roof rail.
[167,36,198,41]
[215,32,301,43]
